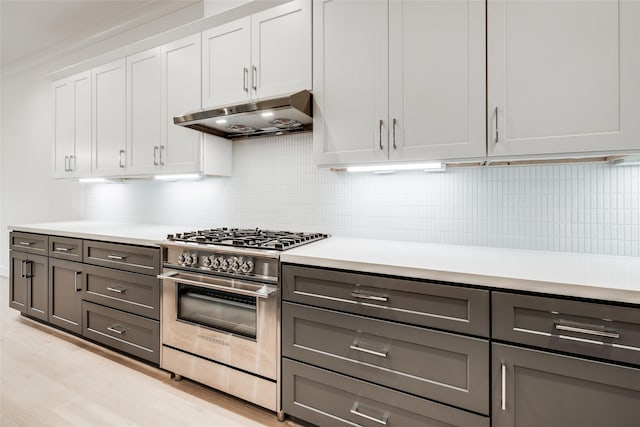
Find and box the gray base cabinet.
[48,259,83,334]
[10,251,48,322]
[492,343,640,427]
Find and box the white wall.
[82,133,640,257]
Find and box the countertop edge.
[9,224,165,247]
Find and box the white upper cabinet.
[92,58,127,176]
[388,0,485,162]
[202,0,311,109]
[314,0,486,167]
[488,0,640,158]
[52,71,91,178]
[126,47,162,175]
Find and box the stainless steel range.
[158,228,327,419]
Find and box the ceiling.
[0,0,196,70]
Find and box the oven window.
[177,283,257,339]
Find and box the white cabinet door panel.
[127,47,161,175]
[52,79,72,178]
[92,59,126,176]
[251,0,311,99]
[72,72,92,177]
[488,0,640,157]
[202,18,251,108]
[389,0,485,161]
[314,0,389,166]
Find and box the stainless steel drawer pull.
[74,271,81,292]
[55,247,69,252]
[555,323,620,339]
[501,363,507,411]
[378,119,383,150]
[350,402,388,425]
[350,344,388,358]
[107,325,126,335]
[351,291,388,302]
[107,254,126,260]
[106,286,126,294]
[18,241,32,246]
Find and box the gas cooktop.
[166,228,328,251]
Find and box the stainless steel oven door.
[160,269,278,380]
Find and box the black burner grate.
[166,228,328,250]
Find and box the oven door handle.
[158,270,277,299]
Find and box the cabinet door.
[52,77,73,178]
[251,0,311,100]
[493,344,640,427]
[488,0,640,158]
[92,58,126,176]
[313,0,389,167]
[389,0,485,162]
[161,33,203,174]
[127,48,161,175]
[49,259,83,334]
[9,252,28,313]
[26,254,48,322]
[202,17,251,108]
[70,71,92,177]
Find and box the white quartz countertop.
[9,221,184,247]
[281,237,640,305]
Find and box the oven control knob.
[219,258,229,271]
[202,256,212,267]
[212,257,222,269]
[177,253,187,264]
[240,260,254,274]
[228,257,240,272]
[184,254,196,265]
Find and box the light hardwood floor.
[0,277,303,427]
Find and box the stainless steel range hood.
[173,90,312,139]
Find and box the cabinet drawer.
[283,265,489,336]
[283,302,489,415]
[83,240,160,275]
[82,301,159,364]
[10,232,48,256]
[49,236,83,261]
[493,292,640,366]
[83,264,160,320]
[283,359,489,427]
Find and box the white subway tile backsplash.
[81,133,640,256]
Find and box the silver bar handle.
[74,271,81,292]
[159,145,165,166]
[243,67,249,92]
[107,325,126,335]
[158,270,277,299]
[252,65,257,91]
[19,241,32,246]
[106,286,126,294]
[392,118,397,150]
[20,259,25,278]
[555,323,620,339]
[64,156,70,172]
[153,146,159,166]
[378,119,383,150]
[55,247,69,252]
[501,363,507,411]
[107,254,126,260]
[350,344,388,358]
[24,260,33,279]
[350,402,388,426]
[351,291,388,303]
[494,106,499,143]
[119,150,125,168]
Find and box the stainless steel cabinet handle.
[159,145,165,166]
[555,323,620,339]
[64,156,70,172]
[392,118,397,150]
[351,291,388,302]
[20,260,25,278]
[494,106,499,143]
[55,247,69,252]
[106,286,126,294]
[24,260,33,279]
[153,146,159,166]
[119,150,125,168]
[501,363,507,411]
[350,344,388,358]
[243,67,249,92]
[107,254,126,261]
[74,271,81,292]
[107,325,126,335]
[350,402,388,425]
[252,65,257,91]
[378,119,383,150]
[18,241,32,246]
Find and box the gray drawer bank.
[8,231,161,365]
[282,264,491,426]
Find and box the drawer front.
[283,359,489,427]
[82,301,159,364]
[283,302,489,415]
[493,292,640,366]
[83,240,160,275]
[10,232,48,256]
[282,265,490,337]
[49,236,83,261]
[83,264,160,320]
